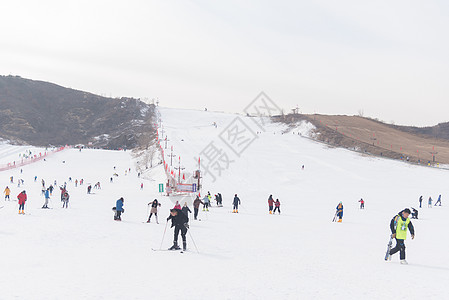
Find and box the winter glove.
[184,223,189,229]
[391,233,396,238]
[167,217,170,221]
[411,234,415,240]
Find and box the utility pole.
[174,156,185,184]
[164,136,170,149]
[168,146,176,166]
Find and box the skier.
[428,197,432,208]
[49,185,54,196]
[202,195,210,211]
[434,195,442,206]
[388,208,415,264]
[182,202,191,221]
[42,188,50,209]
[359,198,365,209]
[268,195,274,214]
[140,183,144,190]
[17,190,27,214]
[167,208,189,251]
[3,186,10,201]
[218,193,223,207]
[174,201,181,210]
[419,196,423,208]
[233,194,241,213]
[336,202,344,222]
[62,192,70,208]
[207,192,212,207]
[114,197,124,221]
[193,196,204,220]
[215,194,220,206]
[273,199,281,214]
[411,207,418,219]
[60,186,67,202]
[147,199,161,223]
[87,185,92,194]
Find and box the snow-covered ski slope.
[0,108,448,300]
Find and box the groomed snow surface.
[1,107,448,300]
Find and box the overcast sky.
[1,0,448,126]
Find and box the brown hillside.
[275,114,449,165]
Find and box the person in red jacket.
[273,199,281,214]
[268,195,275,214]
[17,190,27,214]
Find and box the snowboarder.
[273,199,281,214]
[3,186,10,201]
[182,202,191,221]
[17,190,27,214]
[411,207,418,219]
[42,188,50,209]
[388,208,415,264]
[268,195,274,214]
[359,198,365,209]
[167,208,189,251]
[174,201,181,210]
[336,202,343,222]
[114,197,124,221]
[434,195,442,206]
[233,194,241,213]
[147,199,161,223]
[419,196,423,208]
[202,195,210,211]
[428,197,432,208]
[62,192,70,208]
[193,196,204,220]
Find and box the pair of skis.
[384,235,393,261]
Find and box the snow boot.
[338,219,342,223]
[236,210,238,213]
[400,259,408,265]
[169,242,181,250]
[269,211,272,214]
[183,241,187,251]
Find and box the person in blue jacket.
[42,188,50,209]
[114,197,124,221]
[336,202,343,222]
[434,195,442,206]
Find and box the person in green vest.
[388,208,415,264]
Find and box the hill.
[0,75,155,149]
[275,113,449,165]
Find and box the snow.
[1,107,448,299]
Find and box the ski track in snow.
[0,107,448,300]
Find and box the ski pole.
[188,229,199,254]
[159,221,169,250]
[332,211,337,222]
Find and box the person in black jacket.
[388,208,415,264]
[181,202,191,222]
[167,209,189,251]
[233,194,241,213]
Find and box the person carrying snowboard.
[358,198,365,209]
[114,197,124,221]
[336,202,343,222]
[147,199,161,223]
[387,208,415,264]
[273,199,281,214]
[17,190,27,214]
[233,194,241,213]
[268,195,274,214]
[4,186,10,201]
[167,208,189,251]
[434,194,442,206]
[193,196,204,220]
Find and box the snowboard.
[384,235,393,261]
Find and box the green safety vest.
[395,215,410,240]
